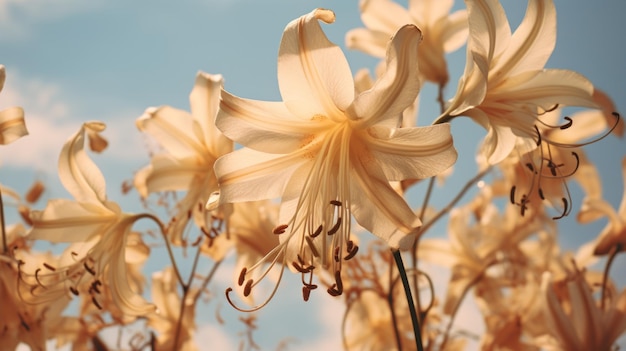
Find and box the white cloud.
[0,0,102,40]
[0,70,149,175]
[195,323,237,351]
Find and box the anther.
[538,188,545,200]
[302,286,311,302]
[334,247,341,262]
[69,286,79,296]
[534,125,542,146]
[510,186,516,205]
[304,236,320,258]
[238,268,247,286]
[559,116,573,130]
[328,217,342,235]
[43,263,56,271]
[191,235,202,246]
[273,224,289,235]
[243,279,254,297]
[311,225,323,238]
[344,244,359,261]
[552,198,569,220]
[330,200,342,206]
[84,262,96,276]
[35,268,45,287]
[92,297,102,310]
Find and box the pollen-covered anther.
[330,200,342,207]
[43,262,56,271]
[311,224,323,238]
[304,236,320,257]
[344,242,359,261]
[292,261,314,274]
[92,296,102,310]
[69,286,79,296]
[326,271,344,297]
[302,286,312,302]
[238,267,247,286]
[243,279,254,297]
[328,217,342,235]
[83,262,96,276]
[272,224,289,235]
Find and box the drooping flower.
[134,72,233,245]
[577,157,626,255]
[346,0,468,85]
[538,270,626,350]
[214,9,456,301]
[0,65,27,145]
[437,0,598,165]
[25,122,155,316]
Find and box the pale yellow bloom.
[148,267,198,351]
[214,9,456,300]
[578,157,626,255]
[346,0,468,85]
[134,72,233,244]
[439,0,597,164]
[26,122,155,316]
[0,65,27,145]
[539,270,626,350]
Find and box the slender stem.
[136,213,184,287]
[173,237,204,351]
[0,189,7,255]
[601,243,621,310]
[193,258,223,305]
[387,256,403,351]
[437,84,446,114]
[392,249,424,351]
[418,167,490,240]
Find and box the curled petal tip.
[313,8,335,24]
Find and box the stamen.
[84,262,96,276]
[92,297,102,310]
[243,279,254,297]
[302,286,311,302]
[69,286,79,296]
[330,200,342,206]
[34,268,45,288]
[328,217,342,235]
[510,186,516,205]
[538,188,545,200]
[344,244,359,261]
[43,263,56,271]
[272,224,289,235]
[311,225,323,238]
[552,198,569,220]
[559,116,573,130]
[238,268,247,286]
[304,236,320,258]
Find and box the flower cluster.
[0,0,624,350]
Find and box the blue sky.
[1,0,626,349]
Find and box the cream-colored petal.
[217,90,332,153]
[409,0,453,24]
[495,69,595,109]
[349,150,421,249]
[344,28,388,58]
[441,9,470,53]
[28,199,117,242]
[361,0,414,33]
[540,272,581,350]
[349,24,422,129]
[215,148,309,204]
[136,106,204,158]
[278,8,354,118]
[466,0,511,63]
[0,65,5,92]
[189,71,231,156]
[493,0,556,79]
[362,123,457,181]
[0,106,27,145]
[470,110,518,165]
[57,122,108,204]
[134,154,206,197]
[567,274,603,347]
[416,238,457,267]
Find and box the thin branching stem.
[418,167,491,240]
[173,236,204,351]
[387,256,403,351]
[136,213,184,287]
[601,243,621,310]
[0,189,7,255]
[392,249,424,351]
[193,258,223,305]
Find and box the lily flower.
[578,157,626,255]
[25,122,155,316]
[214,9,456,301]
[437,0,597,165]
[346,0,468,86]
[539,270,626,350]
[0,65,27,145]
[134,72,233,245]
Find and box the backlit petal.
[58,122,108,204]
[360,0,413,33]
[189,72,231,156]
[134,154,204,197]
[217,90,332,153]
[349,24,422,129]
[0,106,27,145]
[278,8,354,118]
[136,106,204,158]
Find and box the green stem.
[392,249,424,351]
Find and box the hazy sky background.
[1,0,625,350]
